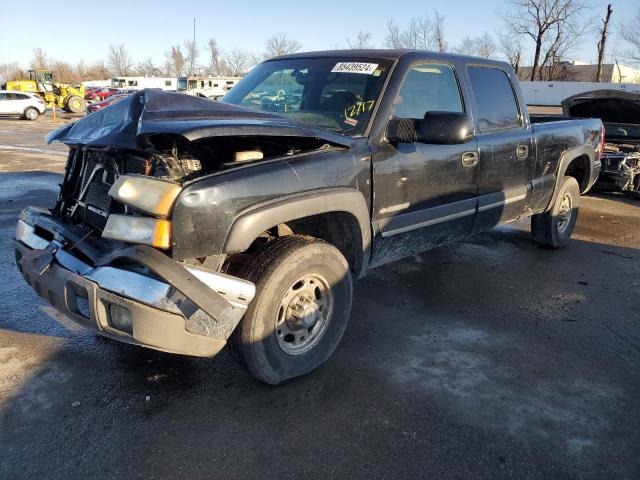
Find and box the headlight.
[102,214,172,249]
[108,175,182,217]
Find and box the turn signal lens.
[151,219,172,249]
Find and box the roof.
[268,49,507,66]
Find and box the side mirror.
[387,111,474,145]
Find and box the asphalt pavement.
[0,117,638,479]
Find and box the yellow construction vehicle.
[4,70,86,113]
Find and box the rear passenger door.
[465,66,533,230]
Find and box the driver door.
[370,62,479,267]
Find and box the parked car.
[86,93,128,113]
[15,51,602,384]
[560,90,640,193]
[0,90,46,120]
[86,88,120,102]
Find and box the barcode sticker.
[331,62,379,75]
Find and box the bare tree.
[108,43,133,76]
[137,58,161,77]
[383,13,446,50]
[165,45,185,77]
[224,48,253,76]
[499,34,523,73]
[346,31,373,49]
[401,16,432,49]
[500,0,591,81]
[50,60,76,83]
[620,8,640,64]
[432,11,447,52]
[29,48,48,70]
[265,33,302,59]
[595,4,613,81]
[384,20,404,48]
[455,33,497,58]
[84,61,110,80]
[184,39,199,76]
[207,38,224,76]
[0,63,24,83]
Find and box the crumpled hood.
[46,89,353,149]
[561,89,640,125]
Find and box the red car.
[86,88,120,102]
[86,93,128,113]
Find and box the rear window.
[6,93,28,100]
[467,67,521,133]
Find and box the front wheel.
[65,95,86,113]
[531,176,580,248]
[230,235,353,385]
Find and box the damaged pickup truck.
[561,90,640,193]
[14,50,603,384]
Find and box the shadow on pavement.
[1,222,638,479]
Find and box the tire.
[531,176,580,248]
[23,107,39,121]
[230,235,353,385]
[65,95,86,114]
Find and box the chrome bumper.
[15,218,255,357]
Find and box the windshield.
[177,77,188,91]
[223,57,392,136]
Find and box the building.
[518,63,640,84]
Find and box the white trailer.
[81,80,111,88]
[176,76,242,99]
[520,81,640,106]
[110,77,177,91]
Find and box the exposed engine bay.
[601,142,640,192]
[52,135,335,232]
[47,89,348,234]
[561,89,640,193]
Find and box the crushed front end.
[14,89,350,355]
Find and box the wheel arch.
[546,145,595,211]
[223,189,371,277]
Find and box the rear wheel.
[23,107,39,121]
[531,176,580,248]
[229,235,353,385]
[65,95,86,113]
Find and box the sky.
[0,0,638,69]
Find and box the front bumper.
[14,207,255,357]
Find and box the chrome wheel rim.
[557,193,573,233]
[26,109,37,120]
[275,273,333,355]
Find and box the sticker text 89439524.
[331,62,379,75]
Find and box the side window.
[467,67,521,132]
[393,63,463,119]
[0,93,6,100]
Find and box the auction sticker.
[331,62,379,74]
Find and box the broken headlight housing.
[108,175,182,217]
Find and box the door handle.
[516,145,529,160]
[461,151,479,168]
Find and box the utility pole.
[596,4,613,83]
